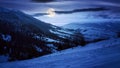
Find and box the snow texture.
[0,38,120,68]
[0,34,12,42]
[0,55,9,63]
[34,45,43,52]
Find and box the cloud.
[55,7,108,14]
[33,7,109,17]
[32,13,48,16]
[31,0,55,2]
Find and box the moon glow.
[47,8,56,17]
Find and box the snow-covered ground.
[0,38,120,68]
[0,55,9,63]
[63,21,120,42]
[49,28,73,39]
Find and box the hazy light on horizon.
[0,0,120,26]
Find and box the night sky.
[0,0,120,25]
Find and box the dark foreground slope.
[1,38,120,68]
[0,7,85,62]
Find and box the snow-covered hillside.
[0,7,85,62]
[0,38,120,68]
[63,21,120,43]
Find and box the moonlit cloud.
[32,7,109,17]
[0,0,120,26]
[31,0,55,2]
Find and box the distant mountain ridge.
[63,22,120,43]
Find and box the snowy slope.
[63,21,120,42]
[0,38,120,68]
